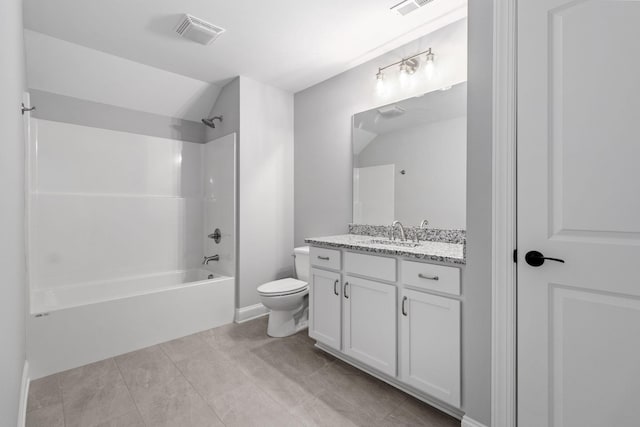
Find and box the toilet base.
[266,304,309,338]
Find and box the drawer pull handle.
[333,279,339,296]
[344,282,350,299]
[317,256,330,261]
[418,273,439,281]
[402,296,408,316]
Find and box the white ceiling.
[23,0,467,93]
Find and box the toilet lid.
[257,278,308,296]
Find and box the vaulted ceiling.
[24,0,466,92]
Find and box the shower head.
[202,115,223,128]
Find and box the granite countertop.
[304,234,465,265]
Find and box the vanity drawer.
[310,247,341,270]
[401,260,460,296]
[344,251,397,282]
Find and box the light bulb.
[375,70,386,95]
[424,52,436,80]
[398,61,410,88]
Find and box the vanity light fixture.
[375,48,436,93]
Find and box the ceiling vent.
[175,14,225,45]
[391,0,435,16]
[377,105,406,118]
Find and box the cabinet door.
[309,268,341,350]
[343,275,397,376]
[400,289,460,407]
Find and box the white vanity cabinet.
[308,245,463,412]
[400,288,461,406]
[342,275,397,376]
[309,268,342,350]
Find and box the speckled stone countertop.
[304,234,465,265]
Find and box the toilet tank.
[293,246,310,282]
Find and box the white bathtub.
[27,269,235,379]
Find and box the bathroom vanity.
[306,80,469,418]
[305,231,465,417]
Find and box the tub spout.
[203,255,220,264]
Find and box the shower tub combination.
[28,269,234,379]
[26,121,239,379]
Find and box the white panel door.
[400,289,460,407]
[309,268,341,350]
[518,1,640,426]
[342,275,396,376]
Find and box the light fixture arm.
[377,48,433,74]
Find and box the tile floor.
[26,316,459,427]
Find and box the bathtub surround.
[27,121,237,377]
[27,119,222,291]
[0,0,27,424]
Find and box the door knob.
[525,250,565,267]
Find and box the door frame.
[491,0,518,426]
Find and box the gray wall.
[238,76,294,308]
[205,77,294,310]
[294,16,492,423]
[463,1,493,424]
[294,19,468,246]
[24,29,221,123]
[31,90,207,143]
[0,0,27,423]
[205,77,240,142]
[357,116,467,229]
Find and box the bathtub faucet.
[203,255,220,264]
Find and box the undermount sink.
[368,239,421,248]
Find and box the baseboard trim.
[315,343,464,421]
[461,415,488,427]
[235,303,269,323]
[17,360,29,427]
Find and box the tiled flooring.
[26,317,458,427]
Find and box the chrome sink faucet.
[390,220,406,241]
[202,255,220,264]
[414,219,430,243]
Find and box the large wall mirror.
[352,82,467,229]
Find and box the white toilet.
[257,246,310,337]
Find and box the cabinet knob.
[418,273,439,281]
[402,296,408,316]
[317,256,330,261]
[333,279,339,296]
[344,282,350,299]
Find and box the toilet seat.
[257,278,308,297]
